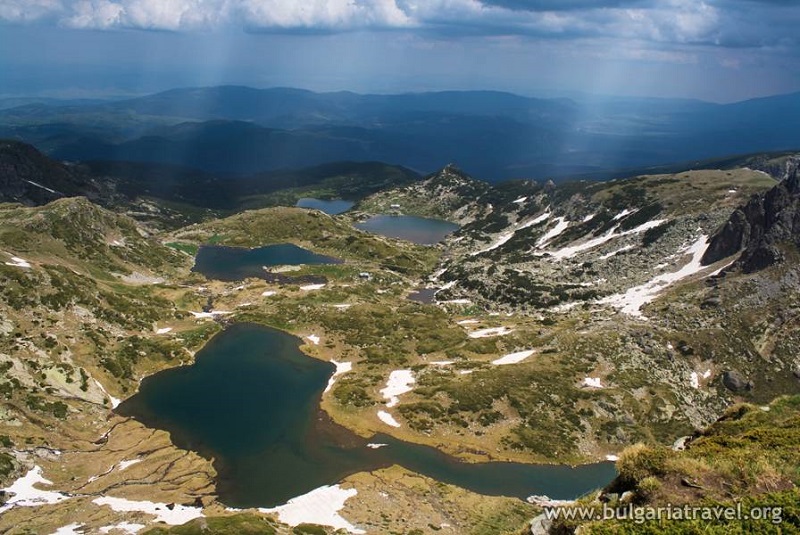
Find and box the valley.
[0,142,799,534]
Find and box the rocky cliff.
[702,170,800,272]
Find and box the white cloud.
[241,0,412,30]
[0,0,64,22]
[0,0,793,56]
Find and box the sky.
[0,0,799,103]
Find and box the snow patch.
[94,379,121,409]
[262,290,277,297]
[613,209,633,221]
[332,304,352,309]
[189,310,232,319]
[429,360,454,366]
[155,327,172,335]
[324,360,353,393]
[260,485,364,534]
[599,235,709,318]
[367,443,388,449]
[605,455,619,462]
[512,196,527,204]
[117,459,141,471]
[5,256,32,269]
[380,370,415,408]
[536,217,570,247]
[0,466,70,513]
[92,496,204,525]
[472,210,551,255]
[300,283,326,291]
[468,326,513,338]
[547,219,666,261]
[306,334,321,345]
[50,524,83,535]
[582,377,603,389]
[25,180,58,194]
[492,349,535,365]
[690,372,700,389]
[599,245,634,260]
[456,319,479,325]
[377,411,401,428]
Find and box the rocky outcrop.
[702,171,800,272]
[0,140,110,206]
[722,370,753,393]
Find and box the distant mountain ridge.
[2,86,799,180]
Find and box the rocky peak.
[702,170,800,272]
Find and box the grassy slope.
[553,395,800,534]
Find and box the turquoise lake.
[192,244,340,281]
[356,215,459,245]
[117,324,616,508]
[296,198,355,215]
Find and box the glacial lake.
[192,244,340,281]
[356,215,459,245]
[118,324,616,509]
[296,198,355,215]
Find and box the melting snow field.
[547,219,667,261]
[0,466,69,513]
[324,360,353,393]
[50,523,83,535]
[300,283,326,291]
[189,310,232,319]
[380,370,415,408]
[92,496,204,525]
[93,379,121,409]
[599,235,709,317]
[468,326,514,338]
[377,410,401,428]
[260,485,364,534]
[491,350,535,365]
[582,377,603,389]
[116,459,141,471]
[536,217,569,247]
[4,256,32,269]
[472,210,551,255]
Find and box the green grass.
[144,514,281,535]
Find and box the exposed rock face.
[0,140,109,206]
[702,171,800,272]
[750,154,800,182]
[722,370,753,393]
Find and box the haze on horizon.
[0,0,798,103]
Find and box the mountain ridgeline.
[2,86,800,180]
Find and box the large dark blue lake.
[296,198,355,215]
[192,244,340,281]
[118,324,615,508]
[356,215,459,245]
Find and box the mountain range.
[1,86,799,180]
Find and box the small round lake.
[118,324,616,509]
[192,244,340,282]
[296,198,355,215]
[356,215,459,245]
